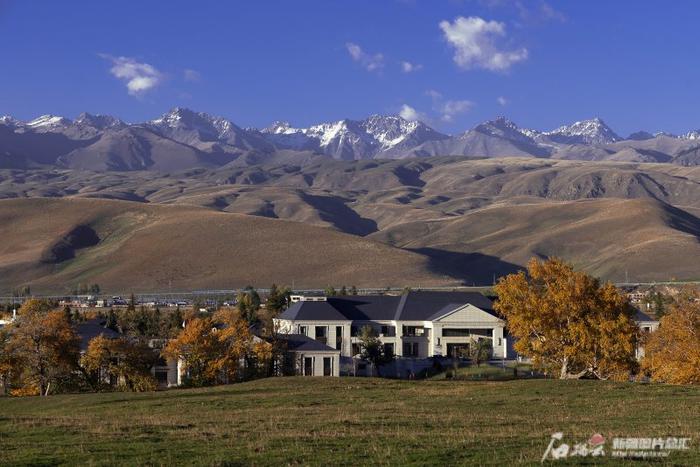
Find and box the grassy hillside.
[0,378,698,465]
[0,198,454,294]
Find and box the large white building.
[274,291,508,373]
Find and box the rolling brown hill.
[0,198,457,294]
[2,157,700,288]
[369,197,700,282]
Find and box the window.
[299,325,307,336]
[155,371,168,384]
[403,342,419,357]
[442,328,470,337]
[352,343,361,356]
[315,326,328,344]
[380,325,396,337]
[383,343,394,358]
[335,326,343,350]
[442,328,493,337]
[403,326,424,337]
[304,357,313,376]
[323,357,333,376]
[351,325,360,337]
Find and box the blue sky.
[1,0,699,136]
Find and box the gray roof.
[76,319,121,351]
[278,291,495,322]
[634,309,658,323]
[277,333,338,352]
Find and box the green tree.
[350,285,358,296]
[469,338,492,366]
[105,308,118,331]
[62,305,72,323]
[127,293,136,312]
[266,284,291,314]
[358,325,393,376]
[324,286,337,297]
[237,287,261,324]
[167,307,184,336]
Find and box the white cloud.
[100,54,163,96]
[479,0,566,23]
[184,68,201,82]
[426,89,474,122]
[537,2,566,22]
[439,99,474,122]
[497,96,508,106]
[399,104,428,122]
[346,42,384,72]
[401,61,423,73]
[439,16,528,71]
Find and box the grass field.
[0,377,699,466]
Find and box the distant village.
[1,261,699,395]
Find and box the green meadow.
[0,377,698,466]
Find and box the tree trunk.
[559,358,568,379]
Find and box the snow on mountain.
[0,115,19,127]
[682,130,700,140]
[543,118,621,145]
[147,107,271,152]
[259,114,447,159]
[75,112,126,130]
[148,107,224,141]
[26,114,72,130]
[471,116,537,144]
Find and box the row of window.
[303,356,334,376]
[299,325,344,350]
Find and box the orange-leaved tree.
[641,292,700,384]
[81,334,158,392]
[0,326,15,395]
[162,316,221,386]
[211,308,254,382]
[9,299,81,395]
[494,258,638,380]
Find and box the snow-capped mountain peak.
[75,112,126,130]
[149,107,238,141]
[261,121,296,135]
[361,114,422,148]
[0,115,19,127]
[26,114,71,129]
[473,116,537,143]
[545,117,621,145]
[258,114,447,159]
[682,130,700,140]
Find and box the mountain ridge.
[4,108,700,170]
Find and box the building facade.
[274,291,508,367]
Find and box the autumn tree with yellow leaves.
[642,292,700,384]
[163,309,267,386]
[0,327,15,395]
[494,258,639,380]
[7,299,81,395]
[81,335,158,392]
